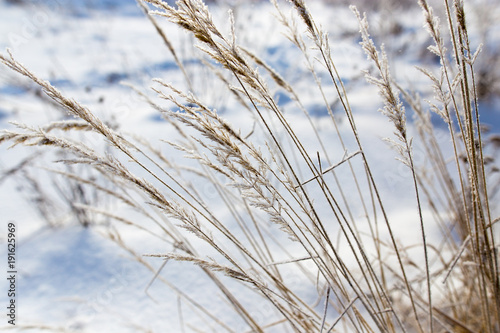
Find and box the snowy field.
[1,0,499,332]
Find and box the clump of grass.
[1,0,498,331]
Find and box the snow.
[1,0,499,332]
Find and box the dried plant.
[0,0,498,332]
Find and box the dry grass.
[1,0,499,332]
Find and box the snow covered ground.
[0,0,499,332]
